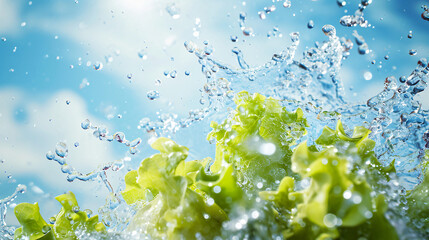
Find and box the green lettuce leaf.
[14,192,105,240]
[208,91,308,190]
[260,121,398,240]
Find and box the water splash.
[0,185,26,239]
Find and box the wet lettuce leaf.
[123,137,240,239]
[207,91,308,190]
[260,121,398,240]
[14,192,105,240]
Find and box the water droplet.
[46,151,55,160]
[84,209,93,217]
[258,11,266,20]
[243,27,254,36]
[185,70,190,76]
[49,217,56,224]
[283,0,291,8]
[384,55,389,60]
[72,206,80,213]
[230,35,238,42]
[256,182,263,189]
[74,142,79,147]
[213,186,221,194]
[170,70,177,78]
[422,11,429,21]
[42,225,51,234]
[147,90,160,100]
[323,213,338,228]
[55,142,68,158]
[127,73,132,79]
[290,32,300,42]
[21,22,26,27]
[93,62,103,70]
[409,49,417,56]
[66,100,70,105]
[337,0,346,7]
[358,43,369,55]
[322,25,336,37]
[408,31,413,39]
[184,41,196,53]
[363,71,372,80]
[361,0,372,6]
[343,190,352,199]
[81,119,91,130]
[204,45,214,55]
[307,20,314,29]
[239,12,247,21]
[399,76,407,83]
[166,3,180,19]
[1,37,6,42]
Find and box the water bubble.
[409,49,417,56]
[230,35,238,42]
[384,55,389,60]
[49,217,56,224]
[55,142,68,158]
[322,25,336,37]
[1,37,6,42]
[363,71,372,80]
[93,62,103,70]
[81,119,91,130]
[283,0,291,8]
[147,90,160,100]
[307,20,314,29]
[256,182,263,189]
[46,151,55,160]
[242,27,254,36]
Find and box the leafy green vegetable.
[260,121,398,240]
[14,192,105,240]
[123,137,238,239]
[208,91,308,190]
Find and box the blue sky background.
[1,0,428,226]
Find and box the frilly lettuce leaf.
[260,121,398,240]
[123,137,241,239]
[208,90,308,190]
[14,192,105,240]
